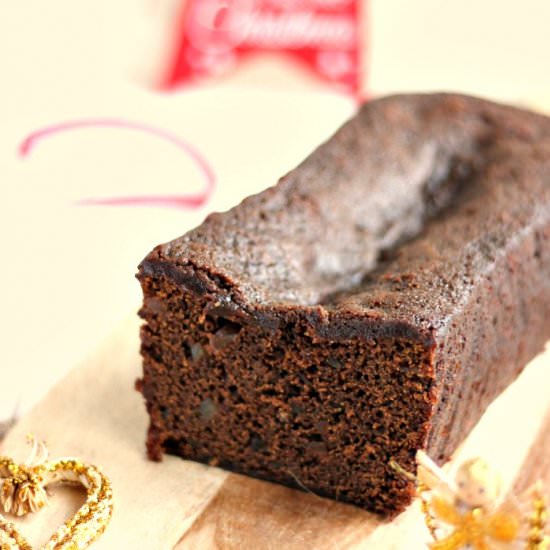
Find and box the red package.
[162,0,364,98]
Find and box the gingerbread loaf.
[137,93,550,516]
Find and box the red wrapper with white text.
[161,0,365,98]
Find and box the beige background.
[1,0,549,419]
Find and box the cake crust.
[137,94,550,515]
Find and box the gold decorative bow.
[428,496,520,550]
[391,452,549,550]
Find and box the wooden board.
[1,318,549,549]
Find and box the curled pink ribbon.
[19,119,216,209]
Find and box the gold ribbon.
[0,437,113,550]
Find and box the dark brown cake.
[137,93,550,516]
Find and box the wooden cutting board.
[1,318,549,549]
